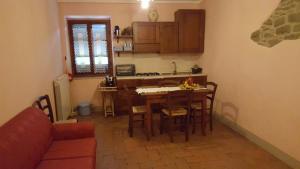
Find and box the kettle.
[191,65,202,74]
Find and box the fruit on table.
[182,77,198,89]
[186,77,193,85]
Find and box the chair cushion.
[162,108,187,116]
[43,138,96,160]
[37,157,94,169]
[132,106,146,114]
[52,122,95,141]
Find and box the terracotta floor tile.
[79,113,291,169]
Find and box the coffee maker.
[105,75,116,87]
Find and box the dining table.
[136,86,212,140]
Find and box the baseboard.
[215,114,300,169]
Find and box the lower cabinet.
[114,75,207,115]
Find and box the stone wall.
[251,0,300,47]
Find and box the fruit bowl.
[180,77,199,90]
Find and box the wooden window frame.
[67,19,113,77]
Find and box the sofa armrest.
[53,122,95,140]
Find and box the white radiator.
[53,74,72,121]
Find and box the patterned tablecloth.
[136,86,208,95]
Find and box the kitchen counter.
[116,73,206,80]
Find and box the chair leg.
[209,109,213,131]
[192,111,196,134]
[167,116,174,143]
[128,115,133,137]
[142,114,145,127]
[128,115,130,133]
[189,113,193,124]
[185,115,189,141]
[151,117,155,136]
[160,113,164,134]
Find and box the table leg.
[201,98,207,136]
[103,93,107,117]
[111,93,115,117]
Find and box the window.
[68,20,113,76]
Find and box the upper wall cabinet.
[175,9,205,53]
[159,22,179,53]
[133,22,160,53]
[131,9,206,54]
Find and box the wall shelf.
[113,35,134,56]
[114,35,133,42]
[114,50,134,57]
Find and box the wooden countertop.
[116,73,206,80]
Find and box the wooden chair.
[35,95,55,123]
[35,94,77,124]
[191,82,218,133]
[160,90,192,142]
[123,85,146,137]
[157,79,181,112]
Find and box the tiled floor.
[80,113,291,169]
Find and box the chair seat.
[191,103,210,110]
[132,106,146,114]
[191,103,202,110]
[162,108,187,116]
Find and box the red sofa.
[0,107,97,169]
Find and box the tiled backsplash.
[114,53,202,73]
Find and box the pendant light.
[138,0,153,9]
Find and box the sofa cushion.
[0,107,53,169]
[53,122,95,140]
[37,157,94,169]
[43,138,96,160]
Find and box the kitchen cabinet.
[159,22,179,53]
[133,22,160,53]
[131,10,205,54]
[175,9,205,53]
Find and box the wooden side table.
[98,86,118,117]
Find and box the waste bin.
[78,102,91,116]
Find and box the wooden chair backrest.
[35,95,55,123]
[166,90,192,115]
[123,85,134,109]
[206,82,218,102]
[123,85,145,114]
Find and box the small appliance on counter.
[191,64,202,74]
[116,64,136,76]
[105,75,116,87]
[98,77,118,118]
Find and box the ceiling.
[57,0,202,3]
